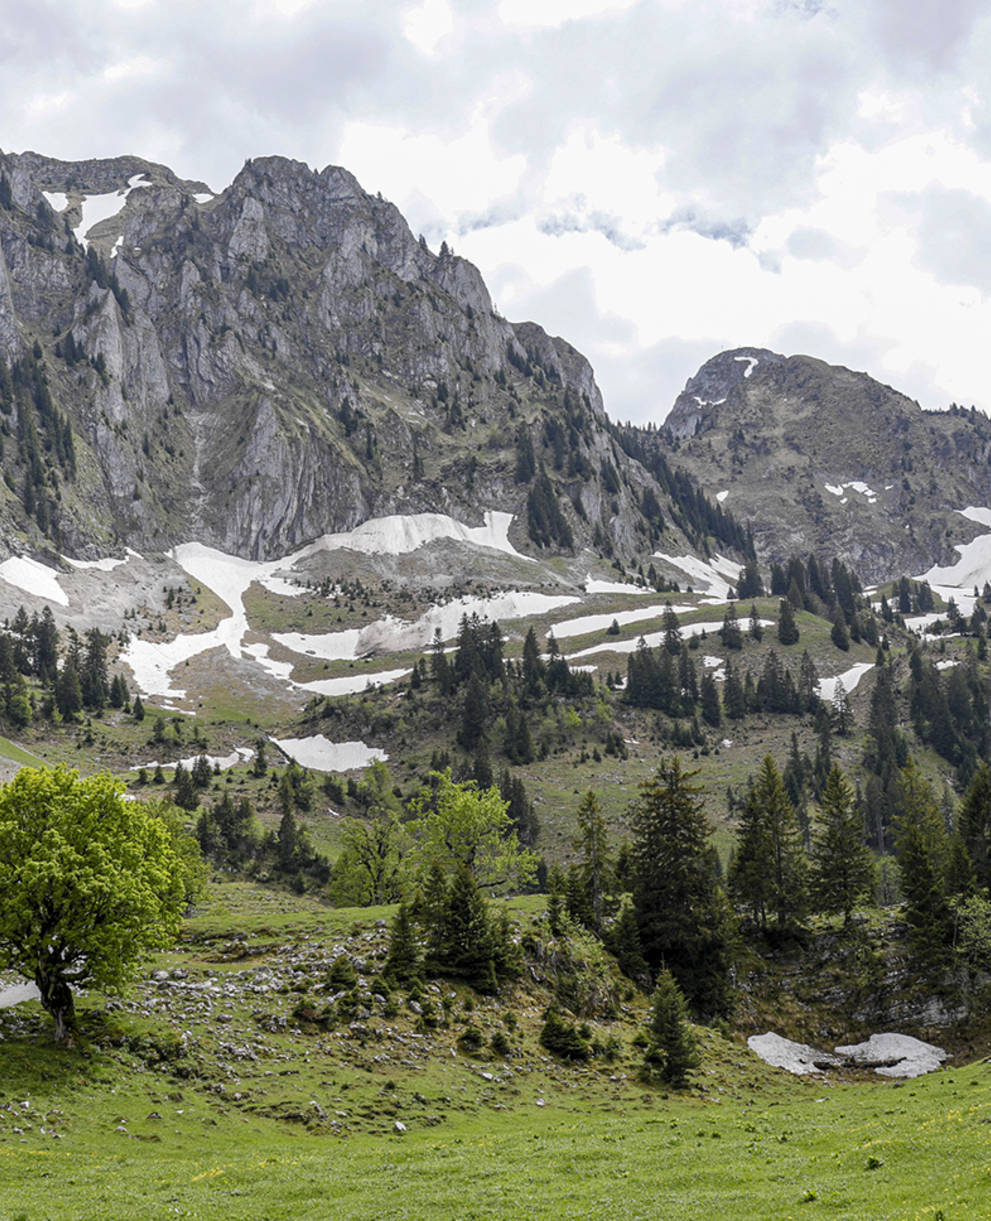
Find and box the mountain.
[0,150,748,581]
[646,348,991,583]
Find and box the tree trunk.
[36,972,76,1045]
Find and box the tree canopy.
[0,768,195,1042]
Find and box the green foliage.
[810,764,875,922]
[641,969,700,1087]
[730,756,808,929]
[0,768,190,1041]
[538,1006,590,1061]
[629,758,735,1016]
[423,864,518,991]
[383,902,421,985]
[406,770,537,892]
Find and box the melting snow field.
[297,510,527,561]
[834,1033,947,1078]
[824,481,878,504]
[273,735,387,771]
[42,191,67,213]
[818,663,874,703]
[274,590,578,663]
[921,508,991,610]
[0,556,69,607]
[583,575,651,596]
[748,1033,840,1075]
[735,355,758,378]
[131,747,254,773]
[566,618,772,660]
[652,552,742,601]
[547,604,693,642]
[716,490,729,503]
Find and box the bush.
[539,1007,590,1061]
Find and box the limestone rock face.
[0,150,695,565]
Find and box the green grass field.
[1,881,990,1220]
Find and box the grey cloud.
[913,186,991,293]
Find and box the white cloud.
[3,0,991,422]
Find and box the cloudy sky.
[3,0,991,423]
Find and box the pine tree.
[720,604,743,650]
[810,764,875,923]
[958,761,991,892]
[700,672,721,727]
[383,902,421,985]
[831,609,850,651]
[629,758,735,1015]
[777,598,799,645]
[731,756,808,928]
[895,762,953,974]
[572,790,612,934]
[641,969,700,1087]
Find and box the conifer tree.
[629,758,735,1015]
[959,761,991,892]
[572,790,612,934]
[730,756,808,928]
[383,902,421,985]
[720,603,743,650]
[810,764,875,923]
[700,672,721,727]
[641,969,700,1087]
[777,598,799,645]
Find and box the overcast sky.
[3,0,991,423]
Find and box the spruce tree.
[810,764,875,923]
[642,968,700,1087]
[959,761,991,892]
[629,758,735,1015]
[383,902,421,985]
[731,756,808,928]
[777,598,799,645]
[572,790,612,934]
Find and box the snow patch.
[567,618,771,660]
[825,481,877,503]
[834,1033,947,1078]
[127,174,150,190]
[297,510,527,560]
[132,747,253,773]
[74,191,129,249]
[296,668,412,698]
[921,509,991,606]
[818,663,873,703]
[193,193,214,204]
[42,191,67,213]
[62,554,127,572]
[716,490,729,503]
[734,355,758,378]
[272,734,387,772]
[583,575,651,596]
[549,604,692,642]
[748,1033,840,1075]
[652,552,742,601]
[0,556,69,606]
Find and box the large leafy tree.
[406,770,536,892]
[629,758,735,1016]
[0,768,192,1043]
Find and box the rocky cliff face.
[0,151,700,567]
[659,349,991,582]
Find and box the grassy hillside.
[1,882,989,1220]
